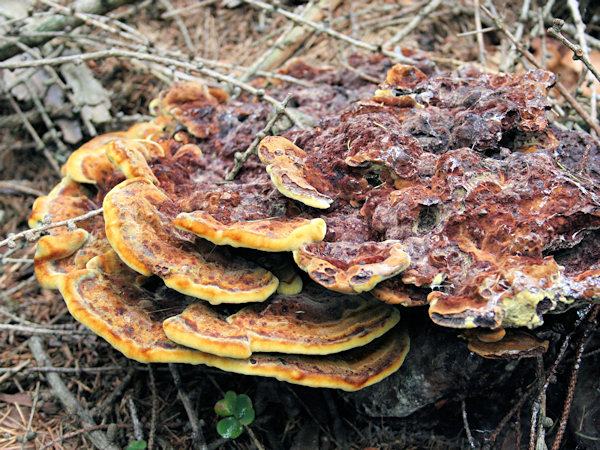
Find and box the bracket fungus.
[103,177,279,304]
[31,56,600,389]
[174,211,326,252]
[162,286,399,358]
[293,240,411,294]
[258,136,334,209]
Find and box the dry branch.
[384,0,444,47]
[0,49,307,129]
[241,0,416,65]
[547,20,600,84]
[225,92,293,181]
[238,0,342,81]
[169,364,207,450]
[0,0,136,61]
[0,207,104,250]
[28,336,119,450]
[481,6,600,139]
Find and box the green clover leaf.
[214,390,237,416]
[217,416,243,439]
[233,394,255,425]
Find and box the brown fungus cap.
[34,229,89,290]
[208,327,409,391]
[105,139,165,185]
[371,276,429,307]
[60,255,208,364]
[174,210,326,252]
[380,64,429,93]
[293,240,410,294]
[151,82,228,138]
[62,132,127,185]
[29,177,98,229]
[258,136,333,209]
[63,122,167,186]
[103,177,279,304]
[60,251,408,390]
[163,285,400,358]
[461,329,549,359]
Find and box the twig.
[27,336,119,450]
[551,305,599,450]
[0,181,45,197]
[24,81,67,154]
[38,0,146,45]
[481,5,600,138]
[0,360,30,385]
[500,0,531,71]
[238,0,342,81]
[241,0,416,65]
[20,381,39,450]
[0,366,122,374]
[161,0,219,18]
[0,257,34,264]
[158,0,194,52]
[0,307,80,329]
[38,424,131,450]
[537,5,548,69]
[128,397,144,442]
[384,0,444,47]
[91,367,136,419]
[551,10,599,137]
[473,0,486,67]
[0,207,103,250]
[0,0,136,61]
[6,29,316,87]
[487,384,537,444]
[0,49,306,130]
[547,19,600,85]
[529,356,546,450]
[0,323,92,336]
[225,93,293,181]
[4,89,61,175]
[462,399,477,448]
[456,26,496,37]
[323,390,345,447]
[169,364,207,450]
[1,274,37,298]
[245,426,266,450]
[336,56,381,83]
[528,304,595,450]
[529,10,600,50]
[148,365,157,450]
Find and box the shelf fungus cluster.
[31,58,600,390]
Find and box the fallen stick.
[28,336,119,450]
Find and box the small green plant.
[214,391,256,439]
[125,440,147,450]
